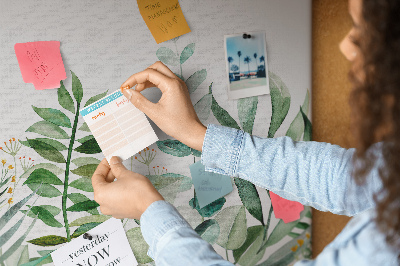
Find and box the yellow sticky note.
[137,0,191,44]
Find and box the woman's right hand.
[120,61,207,152]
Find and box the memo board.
[0,0,312,265]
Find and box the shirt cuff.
[201,124,245,176]
[140,200,192,259]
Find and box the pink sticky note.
[270,191,304,223]
[14,41,66,90]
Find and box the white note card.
[80,90,158,162]
[51,218,137,266]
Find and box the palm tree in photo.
[244,56,251,78]
[228,56,234,73]
[260,55,266,76]
[253,53,258,74]
[237,51,242,77]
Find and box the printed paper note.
[270,192,304,223]
[14,41,66,90]
[137,0,191,44]
[190,161,233,208]
[51,218,137,266]
[80,90,158,162]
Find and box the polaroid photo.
[224,31,270,100]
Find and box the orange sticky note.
[14,41,66,90]
[137,0,191,44]
[270,192,304,223]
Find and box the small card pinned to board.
[189,161,233,208]
[51,218,137,266]
[14,41,66,90]
[137,0,191,43]
[80,90,158,162]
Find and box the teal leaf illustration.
[156,47,179,66]
[194,93,212,121]
[194,219,220,245]
[84,90,108,107]
[238,96,258,134]
[4,245,29,266]
[191,148,201,157]
[69,215,111,227]
[147,174,184,191]
[215,205,247,250]
[74,138,101,154]
[186,69,207,94]
[126,227,153,264]
[71,222,101,238]
[71,71,83,104]
[57,81,75,114]
[211,94,240,130]
[180,43,195,64]
[24,168,63,185]
[300,107,312,141]
[0,214,26,249]
[67,193,99,215]
[69,178,93,192]
[27,138,66,163]
[27,183,62,198]
[23,253,51,266]
[66,200,99,212]
[234,177,264,224]
[156,139,191,157]
[71,157,101,167]
[78,122,91,132]
[268,71,291,138]
[174,72,184,81]
[27,235,68,246]
[20,163,64,179]
[26,121,69,139]
[286,89,310,141]
[21,138,67,151]
[232,225,266,266]
[77,135,94,144]
[32,106,72,128]
[0,187,8,198]
[26,206,63,228]
[189,195,226,217]
[160,173,192,192]
[71,164,98,177]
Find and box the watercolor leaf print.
[126,227,153,264]
[57,81,75,114]
[189,194,226,217]
[180,43,195,64]
[301,106,312,141]
[195,219,220,245]
[234,178,264,225]
[286,89,310,141]
[186,69,207,94]
[194,93,213,121]
[238,96,258,135]
[32,106,72,128]
[156,47,179,66]
[232,225,266,266]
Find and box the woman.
[91,0,400,264]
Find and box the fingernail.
[110,156,122,165]
[120,85,129,92]
[124,89,133,100]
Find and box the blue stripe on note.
[80,91,123,116]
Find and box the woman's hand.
[91,157,164,220]
[120,61,206,152]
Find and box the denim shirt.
[140,124,399,265]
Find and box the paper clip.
[83,233,93,240]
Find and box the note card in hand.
[137,0,191,43]
[14,41,66,90]
[80,90,158,162]
[189,161,233,208]
[51,218,137,266]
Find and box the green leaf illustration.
[20,163,64,179]
[0,215,26,249]
[71,222,101,238]
[238,96,258,134]
[4,245,29,266]
[71,157,101,167]
[66,200,99,212]
[189,196,226,218]
[21,138,67,151]
[57,81,75,114]
[156,139,191,157]
[180,43,195,64]
[71,71,83,104]
[69,177,93,192]
[161,173,192,192]
[27,183,62,198]
[77,135,94,144]
[156,47,179,66]
[24,168,63,185]
[67,193,99,215]
[268,71,291,138]
[27,138,66,163]
[232,225,266,266]
[74,137,101,154]
[71,164,98,177]
[126,228,153,264]
[32,106,72,128]
[69,215,111,227]
[84,90,108,107]
[211,94,240,130]
[300,107,312,141]
[194,219,220,245]
[191,148,201,157]
[147,174,184,191]
[176,205,203,229]
[215,205,247,250]
[23,253,52,266]
[27,235,68,247]
[78,122,91,132]
[186,69,207,94]
[23,205,61,217]
[295,222,310,230]
[26,206,63,228]
[234,178,264,224]
[194,93,212,121]
[0,187,8,198]
[26,121,69,139]
[286,89,310,141]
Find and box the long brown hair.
[350,0,400,254]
